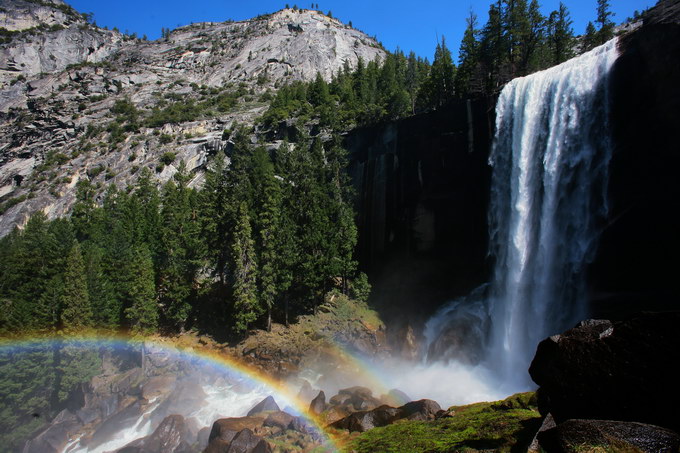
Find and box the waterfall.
[425,39,620,388]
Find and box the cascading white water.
[487,38,619,385]
[424,38,620,390]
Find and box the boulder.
[537,419,680,453]
[309,391,326,415]
[331,386,382,411]
[329,397,443,433]
[204,428,271,453]
[246,396,280,416]
[529,313,680,432]
[262,411,295,431]
[208,417,265,445]
[399,399,441,421]
[227,429,270,453]
[329,405,401,433]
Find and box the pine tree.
[583,21,598,52]
[418,37,456,108]
[522,0,546,73]
[71,179,99,241]
[505,0,530,76]
[124,245,158,333]
[201,151,231,283]
[547,3,575,66]
[61,242,93,334]
[158,162,201,330]
[479,3,506,94]
[405,51,420,113]
[596,0,615,44]
[133,168,162,258]
[231,202,259,333]
[251,148,283,331]
[455,11,481,97]
[2,213,61,332]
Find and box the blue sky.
[68,0,656,61]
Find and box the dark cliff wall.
[591,0,680,316]
[346,99,495,323]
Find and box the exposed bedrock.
[591,0,680,316]
[346,98,495,328]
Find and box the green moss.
[346,392,541,453]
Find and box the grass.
[341,392,542,453]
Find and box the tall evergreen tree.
[201,151,231,283]
[479,3,506,94]
[418,37,456,108]
[455,11,481,97]
[60,242,93,333]
[124,245,158,333]
[158,163,202,330]
[522,0,546,73]
[250,148,284,331]
[596,0,615,44]
[230,202,259,333]
[547,3,575,66]
[583,21,598,52]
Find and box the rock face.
[529,313,680,432]
[345,98,495,328]
[0,0,123,86]
[591,0,680,315]
[0,2,385,236]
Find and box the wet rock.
[329,405,401,433]
[196,426,212,450]
[262,411,295,431]
[321,405,351,424]
[537,419,680,453]
[394,324,420,360]
[333,386,382,411]
[529,312,680,432]
[246,396,280,416]
[205,428,271,453]
[22,409,81,453]
[227,429,269,453]
[141,375,177,400]
[330,398,443,433]
[309,391,326,415]
[208,416,266,445]
[150,380,207,429]
[116,414,191,453]
[88,400,143,450]
[400,399,441,421]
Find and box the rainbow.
[0,333,343,452]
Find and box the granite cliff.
[0,0,385,235]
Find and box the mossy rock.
[344,392,541,453]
